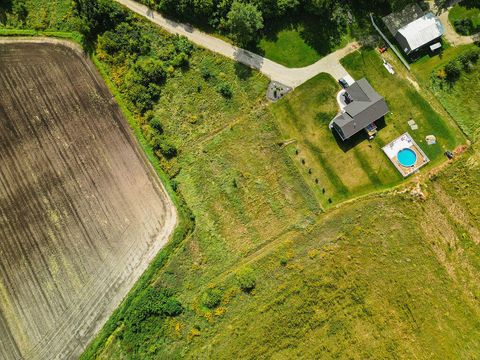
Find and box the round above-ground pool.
[397,148,417,167]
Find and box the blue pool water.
[397,148,417,167]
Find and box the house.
[329,78,389,141]
[383,4,444,55]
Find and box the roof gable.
[332,78,389,139]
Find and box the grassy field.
[92,147,480,359]
[411,44,480,141]
[431,65,480,141]
[411,44,476,84]
[164,149,480,359]
[0,0,81,32]
[449,1,480,34]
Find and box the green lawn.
[449,1,480,34]
[270,73,401,205]
[341,50,465,160]
[268,49,465,205]
[258,27,352,68]
[258,29,322,68]
[255,13,352,68]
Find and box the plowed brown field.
[0,40,176,360]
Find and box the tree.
[226,1,263,47]
[236,266,256,292]
[76,0,127,40]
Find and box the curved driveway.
[114,0,358,87]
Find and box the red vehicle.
[378,46,388,53]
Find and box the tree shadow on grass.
[257,12,347,58]
[234,62,253,80]
[0,0,13,24]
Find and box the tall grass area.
[93,147,480,359]
[0,0,82,33]
[168,150,480,359]
[431,63,480,142]
[412,45,480,142]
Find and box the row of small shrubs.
[436,47,480,83]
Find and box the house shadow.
[333,117,387,153]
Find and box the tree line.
[139,0,418,46]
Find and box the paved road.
[114,0,358,87]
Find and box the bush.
[236,267,256,292]
[200,60,214,80]
[124,287,182,331]
[454,18,474,35]
[217,81,233,98]
[465,48,480,63]
[171,52,189,68]
[149,116,163,133]
[201,288,223,309]
[173,35,194,55]
[444,60,461,82]
[152,136,178,158]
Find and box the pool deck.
[382,132,430,177]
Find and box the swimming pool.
[397,148,417,167]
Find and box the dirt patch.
[0,40,176,359]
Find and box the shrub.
[149,116,163,133]
[217,81,233,98]
[444,60,461,82]
[454,18,474,35]
[236,267,256,292]
[465,48,480,63]
[171,52,189,68]
[152,136,178,158]
[173,35,193,55]
[201,288,223,309]
[124,287,182,331]
[200,60,214,80]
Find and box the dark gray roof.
[382,3,424,36]
[332,78,389,140]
